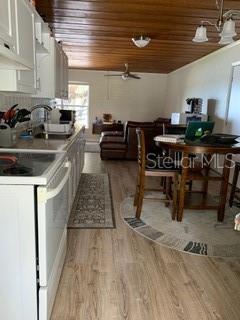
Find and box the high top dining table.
[154,138,240,222]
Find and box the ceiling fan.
[104,63,141,80]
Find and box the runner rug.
[68,173,115,229]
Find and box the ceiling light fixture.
[193,0,240,45]
[132,35,151,48]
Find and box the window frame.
[54,81,90,128]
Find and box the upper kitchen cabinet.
[62,51,69,99]
[0,0,33,70]
[0,0,16,55]
[0,0,36,93]
[34,9,50,54]
[35,38,68,99]
[0,0,68,97]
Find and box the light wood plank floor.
[51,153,240,320]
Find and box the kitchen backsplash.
[0,93,50,111]
[0,93,51,125]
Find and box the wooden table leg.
[218,154,232,222]
[202,154,212,196]
[165,177,171,207]
[229,163,240,207]
[177,152,189,222]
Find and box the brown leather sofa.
[99,118,170,160]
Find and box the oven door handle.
[45,162,71,201]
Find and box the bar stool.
[229,161,240,207]
[134,128,180,220]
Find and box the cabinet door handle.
[4,43,10,50]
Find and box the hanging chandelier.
[193,0,240,45]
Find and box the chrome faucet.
[30,104,52,112]
[30,105,52,139]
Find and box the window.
[53,83,90,128]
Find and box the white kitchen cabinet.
[0,0,68,96]
[62,52,69,99]
[0,0,33,70]
[0,185,38,320]
[56,42,69,99]
[35,30,50,94]
[67,128,85,209]
[0,0,16,51]
[35,20,49,53]
[0,0,36,93]
[75,130,85,188]
[15,0,35,68]
[55,41,62,98]
[35,38,68,99]
[67,138,79,209]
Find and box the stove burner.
[0,155,17,167]
[3,166,33,176]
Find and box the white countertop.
[0,152,66,185]
[0,124,85,185]
[0,124,85,153]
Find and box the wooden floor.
[51,153,240,320]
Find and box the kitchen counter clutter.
[0,123,85,153]
[0,123,85,320]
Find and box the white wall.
[69,69,168,139]
[164,42,240,134]
[165,42,240,185]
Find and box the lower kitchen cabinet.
[0,185,38,319]
[67,129,86,210]
[0,127,85,320]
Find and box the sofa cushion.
[101,143,127,150]
[100,135,125,146]
[101,149,126,160]
[101,131,124,138]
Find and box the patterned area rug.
[68,173,115,229]
[121,193,240,257]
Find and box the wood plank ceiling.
[35,0,240,73]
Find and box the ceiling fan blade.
[104,74,122,77]
[128,73,141,79]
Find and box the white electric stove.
[0,151,66,185]
[0,151,71,320]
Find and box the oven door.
[37,160,71,320]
